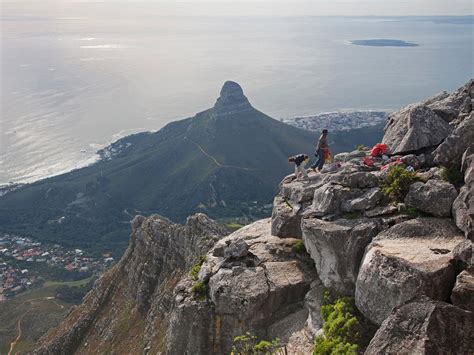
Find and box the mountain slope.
[0,82,383,255]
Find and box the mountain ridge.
[0,81,383,256]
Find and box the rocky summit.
[213,80,252,117]
[35,80,474,354]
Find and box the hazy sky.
[4,0,474,16]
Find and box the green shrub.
[314,297,361,355]
[355,144,365,152]
[406,207,420,217]
[381,165,418,202]
[191,281,207,299]
[232,332,282,354]
[189,255,206,281]
[441,165,464,186]
[292,240,306,254]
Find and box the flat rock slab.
[356,218,465,324]
[366,297,474,354]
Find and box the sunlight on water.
[1,3,473,184]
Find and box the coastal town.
[0,233,113,301]
[283,111,388,132]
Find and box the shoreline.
[0,109,390,188]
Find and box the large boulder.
[434,112,474,166]
[271,177,324,238]
[453,153,474,240]
[355,218,466,325]
[302,217,381,294]
[271,195,303,238]
[428,79,473,122]
[166,219,317,354]
[382,104,452,154]
[341,187,383,212]
[309,183,354,217]
[451,267,474,312]
[404,179,458,217]
[365,297,474,354]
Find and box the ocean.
[1,2,473,184]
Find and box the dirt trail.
[8,297,64,355]
[8,309,32,355]
[185,137,259,171]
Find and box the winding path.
[185,137,259,171]
[8,297,64,355]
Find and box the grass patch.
[292,240,306,254]
[225,220,246,231]
[189,255,207,281]
[191,281,208,299]
[43,276,94,288]
[355,144,365,152]
[381,165,418,202]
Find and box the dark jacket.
[293,154,307,166]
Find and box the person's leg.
[317,149,325,171]
[311,150,320,170]
[294,165,300,178]
[300,165,309,178]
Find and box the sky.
[2,0,473,16]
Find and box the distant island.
[351,39,419,47]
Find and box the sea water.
[1,2,473,183]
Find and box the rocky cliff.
[35,80,474,354]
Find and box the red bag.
[371,143,388,157]
[363,157,374,167]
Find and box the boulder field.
[35,80,474,354]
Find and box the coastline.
[0,109,390,187]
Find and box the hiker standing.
[289,154,309,180]
[311,129,329,171]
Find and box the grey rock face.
[451,267,474,312]
[213,81,252,117]
[126,214,227,310]
[341,187,383,212]
[382,105,452,154]
[453,153,474,240]
[428,79,473,122]
[355,218,466,324]
[166,219,317,355]
[404,179,458,217]
[302,217,381,294]
[271,176,325,238]
[365,297,474,354]
[310,183,354,217]
[271,195,304,238]
[304,280,325,336]
[434,112,474,166]
[324,170,380,189]
[364,204,398,218]
[34,213,228,355]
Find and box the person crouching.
[289,154,309,180]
